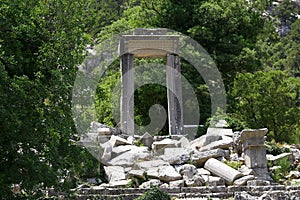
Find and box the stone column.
[120,53,134,135]
[240,128,269,179]
[166,54,183,135]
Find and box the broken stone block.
[127,170,146,180]
[204,158,244,185]
[246,179,270,186]
[190,134,222,150]
[97,127,111,135]
[184,175,205,187]
[191,148,230,167]
[158,166,182,182]
[109,135,132,147]
[199,137,233,151]
[177,164,197,178]
[152,138,180,155]
[179,136,190,148]
[286,171,300,180]
[108,180,131,188]
[240,128,269,180]
[267,152,293,164]
[162,148,190,165]
[197,168,211,176]
[169,179,184,187]
[233,175,255,186]
[139,179,162,188]
[104,166,126,182]
[135,159,169,170]
[146,167,159,178]
[139,132,153,148]
[201,175,225,186]
[206,127,234,137]
[238,165,255,176]
[160,183,169,188]
[108,146,152,167]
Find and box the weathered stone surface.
[233,131,242,155]
[185,175,205,187]
[162,148,190,165]
[246,179,270,186]
[158,166,182,182]
[200,137,233,151]
[101,143,112,164]
[177,164,197,178]
[109,180,131,188]
[108,146,152,167]
[204,158,244,185]
[169,180,184,188]
[160,183,169,188]
[97,127,111,135]
[201,175,225,186]
[109,135,132,147]
[179,136,190,148]
[197,168,211,175]
[286,171,300,179]
[139,179,162,188]
[190,134,222,150]
[206,127,234,137]
[135,159,169,170]
[111,145,134,157]
[233,175,255,186]
[139,132,153,148]
[240,128,269,179]
[146,167,159,178]
[267,152,293,163]
[191,149,230,167]
[152,138,180,155]
[234,191,258,200]
[104,166,126,182]
[127,170,146,180]
[238,165,255,176]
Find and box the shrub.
[134,186,170,200]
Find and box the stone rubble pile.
[80,121,300,190]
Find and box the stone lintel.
[133,28,168,35]
[119,35,179,58]
[240,128,268,143]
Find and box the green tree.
[229,70,300,143]
[0,0,109,198]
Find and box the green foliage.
[224,161,243,170]
[265,140,291,156]
[229,70,300,143]
[270,157,292,183]
[134,186,170,200]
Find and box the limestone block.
[97,127,111,135]
[238,165,255,176]
[233,175,255,186]
[177,164,197,178]
[204,158,244,185]
[184,175,205,187]
[190,134,222,149]
[139,132,153,148]
[139,179,162,188]
[135,159,169,170]
[169,180,184,188]
[246,179,270,186]
[206,127,234,137]
[152,138,180,155]
[199,137,233,151]
[201,175,225,186]
[108,146,152,167]
[104,166,126,182]
[109,135,132,147]
[162,148,190,165]
[158,166,182,182]
[108,180,131,188]
[197,168,211,176]
[191,148,230,167]
[127,170,146,180]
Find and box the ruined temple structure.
[119,28,183,136]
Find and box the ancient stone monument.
[240,128,269,180]
[118,28,182,135]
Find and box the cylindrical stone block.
[204,158,243,185]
